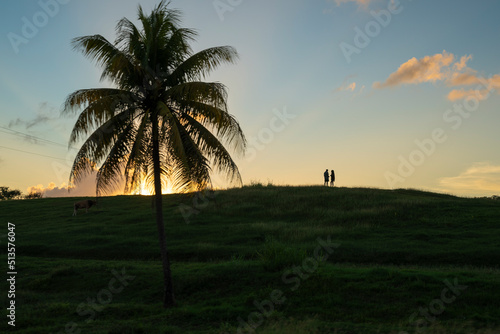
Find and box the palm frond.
[169,46,238,84]
[165,81,228,111]
[115,17,143,50]
[123,114,152,193]
[69,109,134,184]
[182,113,242,185]
[161,27,197,70]
[158,101,211,190]
[95,121,137,195]
[179,100,246,154]
[65,89,141,146]
[63,88,124,113]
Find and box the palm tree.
[63,0,246,307]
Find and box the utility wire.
[0,125,69,148]
[0,145,68,162]
[0,125,80,162]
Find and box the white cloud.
[27,171,126,198]
[437,162,500,197]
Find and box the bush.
[25,190,43,199]
[0,186,22,200]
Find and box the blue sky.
[1,0,500,197]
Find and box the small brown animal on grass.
[73,200,97,216]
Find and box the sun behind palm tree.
[63,0,246,307]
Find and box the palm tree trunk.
[151,113,176,308]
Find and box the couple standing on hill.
[324,169,335,187]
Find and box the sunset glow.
[132,180,175,196]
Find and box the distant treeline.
[0,186,42,200]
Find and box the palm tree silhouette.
[63,0,246,307]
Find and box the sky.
[1,0,500,198]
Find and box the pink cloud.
[373,51,456,89]
[453,55,473,71]
[373,51,500,101]
[334,0,373,8]
[447,72,481,87]
[488,74,500,89]
[334,77,365,98]
[447,88,490,102]
[335,81,357,92]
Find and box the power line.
[0,125,69,148]
[0,145,68,162]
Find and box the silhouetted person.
[324,169,329,186]
[330,169,335,187]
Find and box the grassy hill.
[1,186,499,333]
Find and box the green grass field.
[1,185,499,333]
